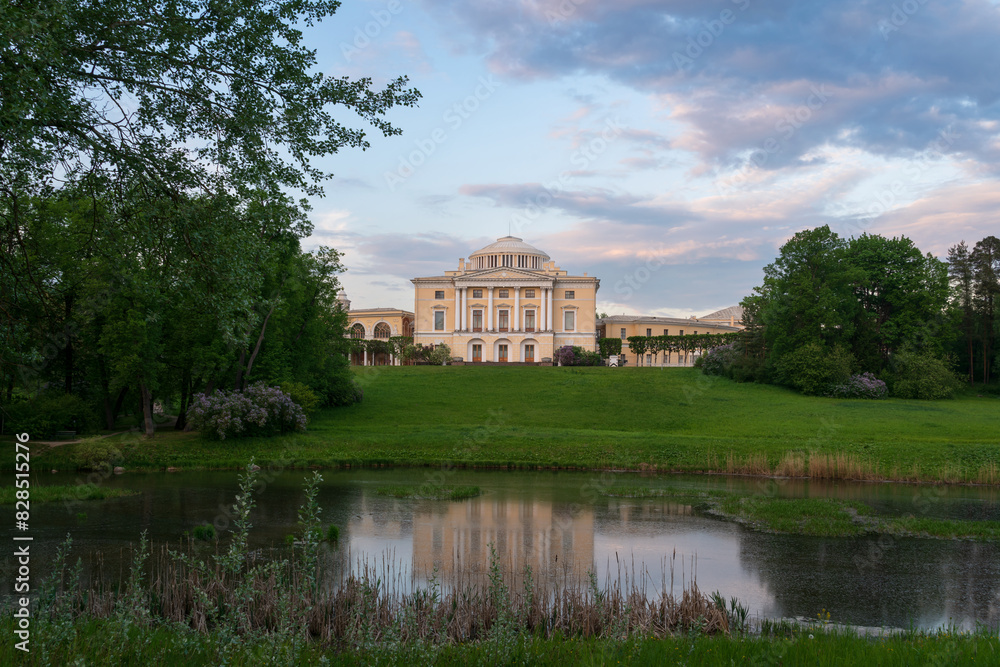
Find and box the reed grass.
[374,485,482,501]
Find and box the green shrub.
[888,348,962,399]
[326,524,340,542]
[2,393,96,438]
[598,337,623,358]
[776,343,854,395]
[730,355,769,383]
[427,343,452,365]
[278,381,320,415]
[310,353,362,406]
[74,436,135,471]
[192,524,215,541]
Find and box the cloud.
[420,0,1000,167]
[460,182,697,229]
[850,180,1000,255]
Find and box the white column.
[513,288,520,331]
[540,289,547,331]
[454,289,461,331]
[487,287,494,330]
[547,288,554,331]
[461,288,468,331]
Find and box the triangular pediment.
[458,268,553,283]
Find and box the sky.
[298,0,1000,318]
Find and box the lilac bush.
[828,372,887,399]
[188,382,308,440]
[554,346,577,366]
[700,342,739,377]
[554,345,603,366]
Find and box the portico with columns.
[412,237,600,362]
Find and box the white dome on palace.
[468,236,550,271]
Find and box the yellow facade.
[344,301,414,365]
[597,315,741,366]
[412,236,600,363]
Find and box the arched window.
[350,323,365,339]
[402,318,414,336]
[374,322,391,339]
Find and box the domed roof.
[469,236,550,260]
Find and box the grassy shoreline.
[4,618,997,666]
[7,366,998,485]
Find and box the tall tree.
[847,233,949,370]
[948,241,976,384]
[971,236,1000,384]
[755,226,859,359]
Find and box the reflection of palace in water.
[347,495,595,582]
[413,498,594,578]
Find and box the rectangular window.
[472,344,482,362]
[434,290,445,299]
[694,331,698,335]
[524,310,535,332]
[472,310,482,332]
[565,290,575,299]
[434,311,445,331]
[620,327,627,339]
[524,344,534,362]
[498,289,509,298]
[525,289,535,298]
[498,344,508,363]
[679,329,684,336]
[564,311,575,331]
[646,328,652,337]
[473,288,482,298]
[647,354,652,365]
[498,310,509,332]
[663,329,668,336]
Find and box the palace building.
[411,236,600,363]
[340,290,415,366]
[597,314,741,366]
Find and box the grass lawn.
[3,617,996,666]
[14,366,1000,483]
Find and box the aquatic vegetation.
[375,485,482,500]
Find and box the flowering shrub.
[554,346,602,366]
[700,342,740,377]
[188,383,308,440]
[828,372,887,399]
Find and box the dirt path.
[34,416,179,447]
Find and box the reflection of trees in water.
[738,529,1000,628]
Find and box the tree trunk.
[175,368,191,430]
[243,302,276,387]
[64,293,74,394]
[139,382,155,437]
[234,349,246,391]
[108,386,128,430]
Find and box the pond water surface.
[9,468,1000,631]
